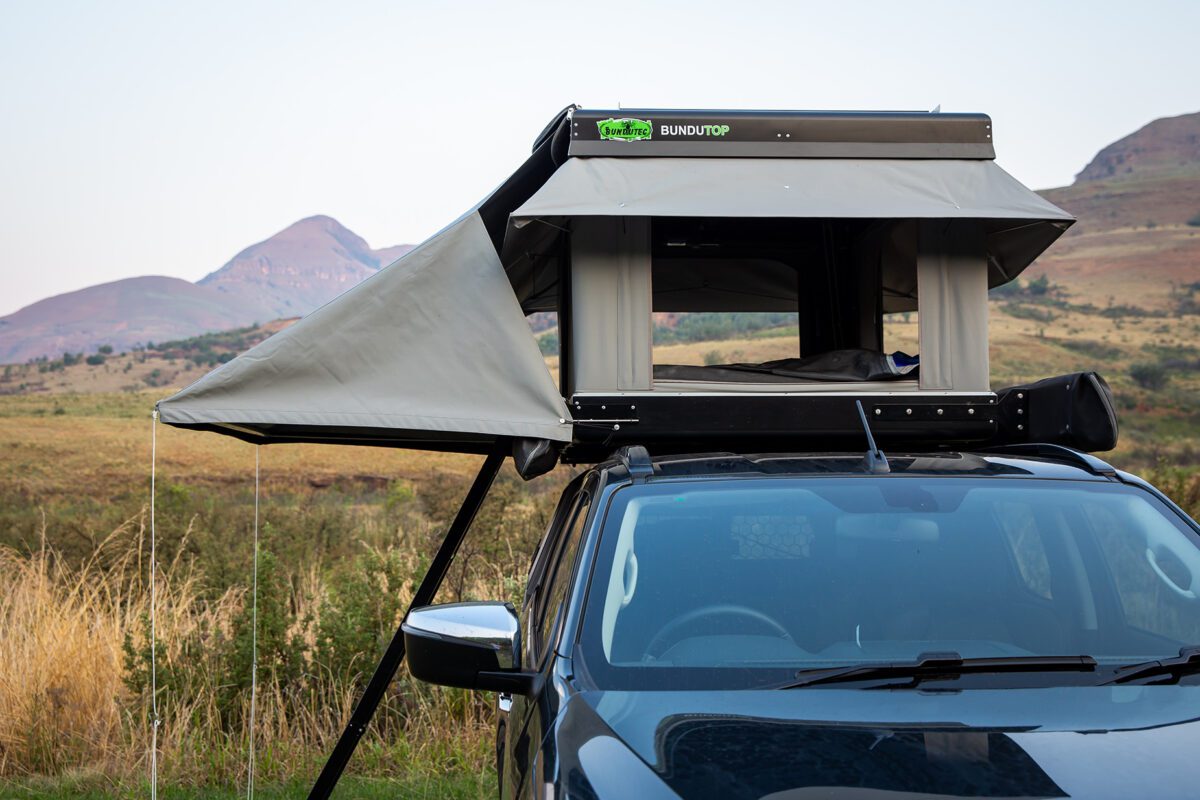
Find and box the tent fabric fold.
[157,211,573,447]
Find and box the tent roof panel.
[511,157,1073,222]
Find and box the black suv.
[404,447,1200,799]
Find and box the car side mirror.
[402,601,540,696]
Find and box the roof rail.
[613,445,655,483]
[982,443,1117,477]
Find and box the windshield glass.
[577,477,1200,689]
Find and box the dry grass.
[0,505,512,795]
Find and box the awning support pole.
[307,444,508,800]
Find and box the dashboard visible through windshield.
[576,476,1200,690]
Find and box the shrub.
[1002,303,1056,323]
[85,354,106,366]
[1026,274,1051,296]
[702,349,724,366]
[1059,339,1123,361]
[97,344,113,355]
[1187,212,1200,228]
[1129,362,1170,390]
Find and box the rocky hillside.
[1035,111,1200,309]
[1075,111,1200,183]
[198,216,413,319]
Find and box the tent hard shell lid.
[158,106,1102,468]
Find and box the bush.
[1002,303,1056,323]
[1059,339,1123,361]
[1187,212,1200,228]
[85,354,106,366]
[1026,274,1051,296]
[1129,362,1170,390]
[702,349,724,366]
[97,345,113,355]
[537,331,559,356]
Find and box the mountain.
[1034,111,1200,309]
[0,216,413,363]
[198,215,413,319]
[0,276,269,364]
[1075,112,1200,183]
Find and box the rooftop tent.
[501,109,1074,458]
[159,106,1077,463]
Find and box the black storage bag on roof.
[994,372,1118,452]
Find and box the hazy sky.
[1,0,1197,316]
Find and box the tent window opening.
[649,217,897,387]
[884,310,918,361]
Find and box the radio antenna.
[855,400,890,474]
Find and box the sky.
[1,0,1197,317]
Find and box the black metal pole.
[307,444,508,800]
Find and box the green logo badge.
[597,117,653,142]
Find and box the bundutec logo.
[596,117,653,142]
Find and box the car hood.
[561,686,1200,799]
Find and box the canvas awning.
[157,210,573,452]
[505,157,1073,312]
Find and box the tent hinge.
[570,398,640,430]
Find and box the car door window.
[533,491,591,664]
[521,479,585,657]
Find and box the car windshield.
[576,476,1200,690]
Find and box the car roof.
[596,447,1118,485]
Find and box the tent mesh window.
[649,217,882,383]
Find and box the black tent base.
[562,372,1118,463]
[307,445,506,800]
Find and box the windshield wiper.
[1098,647,1200,686]
[776,651,1099,689]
